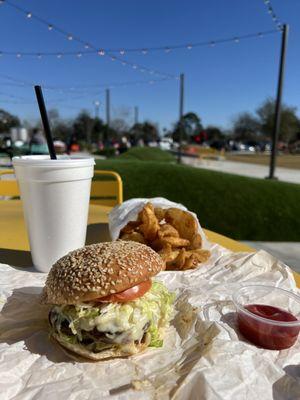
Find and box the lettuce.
[52,280,175,352]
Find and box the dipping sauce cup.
[233,285,300,350]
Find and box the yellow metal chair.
[0,170,19,197]
[0,169,123,207]
[91,170,123,206]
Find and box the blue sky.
[0,0,299,132]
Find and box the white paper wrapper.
[1,248,300,399]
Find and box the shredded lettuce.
[51,281,175,352]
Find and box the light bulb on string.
[57,53,62,59]
[258,32,263,38]
[187,44,192,50]
[142,49,148,55]
[26,12,32,18]
[121,61,126,66]
[234,37,239,43]
[268,7,273,14]
[84,44,90,49]
[37,53,42,59]
[48,24,53,31]
[98,49,105,56]
[68,35,73,41]
[120,49,125,55]
[77,53,82,58]
[210,41,215,47]
[111,56,116,61]
[132,65,137,69]
[165,47,171,53]
[16,53,21,58]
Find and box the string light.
[37,53,42,59]
[16,53,21,58]
[26,12,32,18]
[2,0,172,79]
[119,49,125,55]
[0,73,177,94]
[142,49,148,55]
[0,28,279,64]
[261,0,282,29]
[84,44,90,49]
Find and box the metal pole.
[177,73,184,164]
[106,89,110,126]
[94,101,100,119]
[268,24,289,179]
[134,106,139,124]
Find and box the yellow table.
[0,200,299,287]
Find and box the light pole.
[268,24,289,179]
[94,100,100,119]
[106,89,110,127]
[177,73,184,164]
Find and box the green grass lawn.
[117,147,175,162]
[95,151,300,241]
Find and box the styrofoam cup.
[12,155,95,272]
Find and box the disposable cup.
[12,155,95,272]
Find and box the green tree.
[205,126,224,141]
[0,109,20,133]
[232,112,260,140]
[256,98,300,142]
[73,111,106,144]
[172,112,203,142]
[129,121,159,143]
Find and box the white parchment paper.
[1,197,300,399]
[1,252,300,399]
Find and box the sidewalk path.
[242,241,300,273]
[182,157,300,185]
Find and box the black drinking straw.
[34,85,57,160]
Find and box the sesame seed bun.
[41,240,165,305]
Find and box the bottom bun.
[51,332,149,361]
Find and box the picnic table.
[1,200,299,287]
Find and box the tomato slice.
[95,280,152,303]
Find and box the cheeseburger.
[41,240,174,360]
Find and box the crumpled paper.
[1,200,300,399]
[1,251,299,400]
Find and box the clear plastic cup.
[233,285,300,350]
[12,155,95,272]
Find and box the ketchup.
[237,304,300,350]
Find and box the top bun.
[41,241,165,305]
